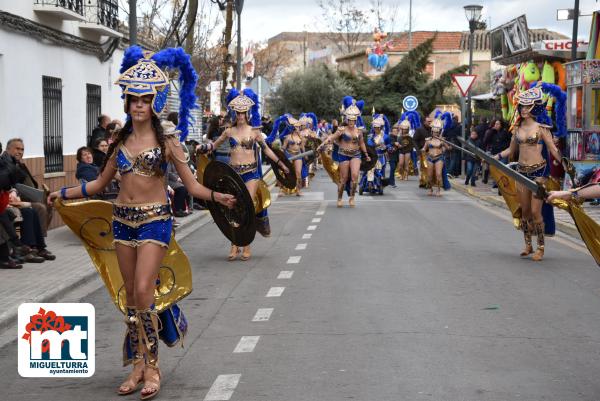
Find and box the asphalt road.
[2,171,600,401]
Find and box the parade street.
[1,171,599,401]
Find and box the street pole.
[408,0,412,50]
[221,0,233,107]
[235,0,244,90]
[571,0,580,60]
[467,22,475,130]
[129,0,137,45]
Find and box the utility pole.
[571,0,580,60]
[235,0,244,90]
[129,0,137,45]
[221,0,234,106]
[408,0,412,50]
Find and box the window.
[42,76,63,173]
[86,84,102,145]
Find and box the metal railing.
[86,84,102,146]
[97,0,118,30]
[42,76,64,173]
[34,0,84,16]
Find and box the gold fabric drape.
[55,200,192,314]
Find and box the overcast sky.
[239,0,600,43]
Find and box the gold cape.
[55,200,192,314]
[490,166,600,265]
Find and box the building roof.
[388,31,463,52]
[458,28,569,51]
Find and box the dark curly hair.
[101,95,166,175]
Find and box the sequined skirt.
[517,161,547,180]
[338,147,361,162]
[112,202,173,248]
[232,162,260,182]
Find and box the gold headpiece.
[115,56,170,115]
[399,119,411,130]
[287,116,301,127]
[431,118,443,132]
[228,94,255,113]
[343,100,361,121]
[371,115,385,128]
[516,87,544,106]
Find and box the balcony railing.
[33,0,86,21]
[35,0,84,15]
[97,0,118,31]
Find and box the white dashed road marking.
[316,211,325,216]
[252,308,274,322]
[278,270,294,279]
[295,243,307,250]
[302,233,312,239]
[204,374,241,401]
[233,336,260,353]
[307,225,317,231]
[287,256,301,264]
[266,287,285,297]
[311,218,321,223]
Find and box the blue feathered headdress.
[433,110,453,132]
[371,113,390,136]
[266,114,296,144]
[225,88,262,129]
[300,112,318,129]
[539,82,567,138]
[118,46,199,141]
[399,111,422,130]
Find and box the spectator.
[92,138,108,168]
[75,146,100,183]
[413,116,432,151]
[1,138,52,236]
[105,122,119,144]
[443,115,462,177]
[464,129,483,187]
[475,116,489,140]
[89,114,111,147]
[167,163,190,217]
[482,119,511,185]
[7,189,54,261]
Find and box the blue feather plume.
[306,112,318,129]
[382,115,391,136]
[266,115,287,144]
[151,47,199,141]
[120,45,144,74]
[342,96,354,110]
[400,111,421,130]
[242,88,261,128]
[540,82,567,138]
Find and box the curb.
[451,180,582,239]
[0,209,213,333]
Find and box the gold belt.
[113,202,171,227]
[517,161,546,174]
[338,147,360,157]
[231,161,258,175]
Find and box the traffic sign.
[452,74,477,97]
[402,96,418,111]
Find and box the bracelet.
[81,182,89,197]
[60,187,68,200]
[211,190,215,203]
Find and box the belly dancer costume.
[226,88,273,237]
[425,111,453,192]
[266,113,304,195]
[396,111,421,181]
[360,113,390,195]
[54,46,198,388]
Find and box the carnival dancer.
[48,46,236,399]
[203,88,289,261]
[282,118,307,196]
[396,111,421,181]
[299,112,320,181]
[495,84,564,261]
[422,111,452,196]
[359,113,390,195]
[318,96,370,207]
[266,114,303,195]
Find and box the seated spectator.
[0,178,21,269]
[7,189,54,261]
[76,147,100,183]
[1,138,52,236]
[92,138,109,167]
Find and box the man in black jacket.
[89,114,111,147]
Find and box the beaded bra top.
[116,145,167,177]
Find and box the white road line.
[312,218,322,223]
[204,374,241,401]
[307,225,317,231]
[252,308,273,322]
[295,243,307,250]
[302,233,312,239]
[233,336,260,353]
[266,287,285,297]
[287,256,301,264]
[278,270,294,279]
[316,211,325,216]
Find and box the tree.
[253,41,293,84]
[317,0,369,54]
[345,36,469,118]
[269,65,353,119]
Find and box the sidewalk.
[0,208,211,332]
[450,175,600,238]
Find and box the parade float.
[365,27,391,75]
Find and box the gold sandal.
[140,365,161,400]
[228,245,239,261]
[240,246,251,261]
[118,361,144,395]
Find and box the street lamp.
[234,0,244,90]
[464,4,483,130]
[557,1,582,61]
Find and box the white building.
[0,0,123,220]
